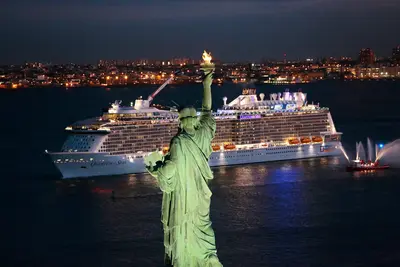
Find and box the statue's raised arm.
[198,50,216,146]
[201,50,214,111]
[202,71,212,111]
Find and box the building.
[359,48,375,65]
[392,46,400,63]
[355,66,400,79]
[170,58,195,66]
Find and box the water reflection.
[352,169,388,179]
[212,163,269,188]
[269,164,304,184]
[308,158,317,167]
[319,157,329,165]
[329,157,341,165]
[218,165,228,175]
[127,173,158,188]
[212,157,346,188]
[55,178,95,196]
[53,157,347,198]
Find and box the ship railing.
[214,108,329,118]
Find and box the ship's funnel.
[259,93,265,101]
[223,96,228,106]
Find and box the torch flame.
[202,50,212,64]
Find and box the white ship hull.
[49,142,343,179]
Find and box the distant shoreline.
[2,78,400,90]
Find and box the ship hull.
[49,142,342,179]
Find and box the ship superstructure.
[48,88,343,178]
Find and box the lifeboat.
[312,136,323,143]
[223,143,236,150]
[261,143,268,147]
[288,138,300,145]
[301,137,311,143]
[212,145,221,151]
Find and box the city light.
[3,46,400,89]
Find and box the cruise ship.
[47,88,343,179]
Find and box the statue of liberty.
[145,51,223,267]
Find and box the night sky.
[1,0,399,64]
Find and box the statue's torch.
[200,50,215,77]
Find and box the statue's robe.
[152,111,222,267]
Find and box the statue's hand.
[144,151,163,166]
[146,162,158,178]
[203,71,213,88]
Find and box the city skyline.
[1,0,399,64]
[1,45,399,66]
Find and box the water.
[356,142,367,161]
[353,138,376,162]
[367,138,374,162]
[376,139,400,166]
[355,142,359,160]
[3,81,400,266]
[339,146,350,162]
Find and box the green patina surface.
[145,67,223,267]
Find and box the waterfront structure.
[359,48,375,66]
[392,46,400,63]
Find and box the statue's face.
[179,107,198,132]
